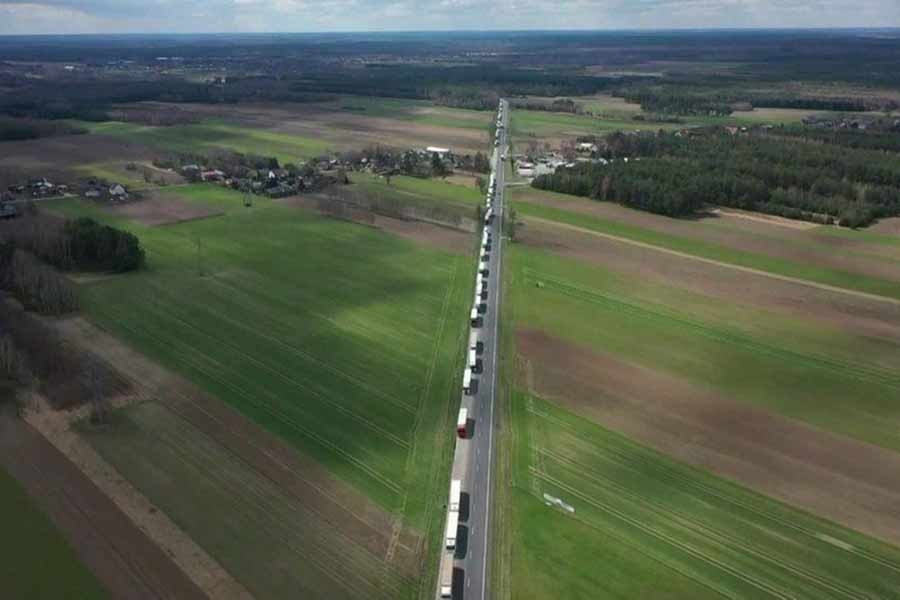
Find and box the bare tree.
[85,357,109,426]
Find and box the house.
[109,184,128,200]
[426,146,450,157]
[577,142,598,153]
[0,202,17,220]
[84,188,101,199]
[201,169,225,182]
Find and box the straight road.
[439,99,508,600]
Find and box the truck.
[463,368,473,395]
[449,479,462,512]
[470,307,480,328]
[469,331,483,355]
[469,348,479,373]
[445,510,459,549]
[456,407,468,438]
[439,554,454,598]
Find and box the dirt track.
[516,189,900,278]
[521,218,900,342]
[0,415,207,600]
[517,329,900,546]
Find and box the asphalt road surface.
[440,99,508,600]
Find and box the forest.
[533,130,900,227]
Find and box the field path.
[526,216,900,306]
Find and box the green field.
[0,467,107,599]
[496,392,900,600]
[78,120,332,164]
[494,234,900,599]
[505,243,900,451]
[48,183,475,598]
[514,197,900,302]
[353,172,483,209]
[82,401,411,600]
[510,109,667,143]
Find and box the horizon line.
[2,26,900,38]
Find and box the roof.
[426,146,450,154]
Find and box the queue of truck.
[440,100,504,600]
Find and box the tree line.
[0,213,145,315]
[534,130,900,227]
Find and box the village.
[0,144,493,218]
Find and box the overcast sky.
[1,1,899,35]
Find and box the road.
[438,99,508,600]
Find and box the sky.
[1,0,899,35]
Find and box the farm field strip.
[518,397,900,600]
[0,457,108,600]
[140,275,425,417]
[79,120,333,164]
[203,274,432,388]
[523,268,900,390]
[84,402,412,600]
[528,406,900,575]
[517,202,900,303]
[86,299,408,498]
[509,250,900,451]
[539,448,875,600]
[514,187,900,272]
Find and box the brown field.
[516,188,900,280]
[519,218,900,343]
[870,217,900,236]
[277,194,473,254]
[517,329,900,546]
[0,415,206,600]
[109,195,224,226]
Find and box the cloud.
[0,0,897,34]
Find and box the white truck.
[445,510,459,549]
[449,479,462,512]
[462,368,473,395]
[470,307,480,328]
[439,554,453,598]
[456,407,468,438]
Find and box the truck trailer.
[445,510,459,549]
[469,331,483,355]
[439,555,453,598]
[463,368,473,395]
[449,479,462,512]
[457,408,468,438]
